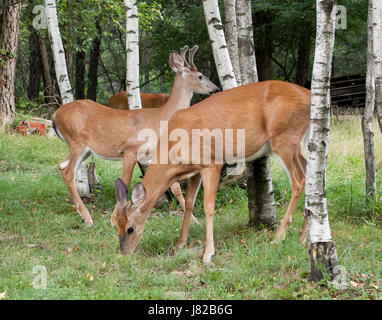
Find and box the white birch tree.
[45,0,73,105]
[236,0,276,228]
[125,0,142,109]
[373,0,382,133]
[202,0,237,90]
[235,0,258,84]
[305,0,338,281]
[362,0,376,199]
[45,0,90,198]
[223,0,241,86]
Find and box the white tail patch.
[59,160,70,170]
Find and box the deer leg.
[272,147,306,242]
[121,154,137,189]
[59,150,93,226]
[201,165,222,264]
[297,153,308,245]
[170,182,200,225]
[173,174,202,254]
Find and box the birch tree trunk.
[236,0,276,228]
[0,0,22,130]
[45,0,90,198]
[236,0,258,84]
[223,0,241,86]
[125,0,142,109]
[362,0,376,199]
[202,0,237,90]
[45,0,73,105]
[305,0,338,282]
[374,0,382,133]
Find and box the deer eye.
[127,227,135,234]
[199,75,203,80]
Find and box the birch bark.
[373,0,382,133]
[236,0,276,228]
[305,0,338,282]
[45,0,90,198]
[45,0,73,105]
[362,0,376,199]
[223,0,241,86]
[125,0,142,109]
[202,0,237,90]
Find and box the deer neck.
[160,74,193,119]
[139,165,177,221]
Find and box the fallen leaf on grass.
[0,291,6,300]
[86,273,94,281]
[26,244,39,248]
[350,281,358,288]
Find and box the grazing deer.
[53,45,220,226]
[112,80,310,263]
[108,92,170,110]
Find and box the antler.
[180,45,192,69]
[189,45,199,71]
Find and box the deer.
[108,92,170,110]
[112,80,311,263]
[53,45,220,226]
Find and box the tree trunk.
[45,0,90,198]
[45,0,74,105]
[374,0,382,133]
[362,0,376,199]
[142,31,151,93]
[295,25,312,86]
[36,34,55,106]
[75,39,86,100]
[223,0,241,85]
[87,19,102,101]
[65,0,74,85]
[254,10,273,82]
[202,0,237,90]
[0,0,22,130]
[236,0,258,84]
[124,0,142,109]
[236,0,276,229]
[305,0,338,282]
[160,73,166,92]
[27,31,42,102]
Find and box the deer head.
[169,45,220,95]
[112,178,147,255]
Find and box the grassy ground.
[0,116,382,300]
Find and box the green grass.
[0,116,382,300]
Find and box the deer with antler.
[53,46,220,226]
[112,80,311,263]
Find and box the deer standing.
[112,80,310,263]
[108,92,170,110]
[53,46,219,226]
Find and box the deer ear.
[169,52,186,73]
[115,178,128,206]
[131,182,146,209]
